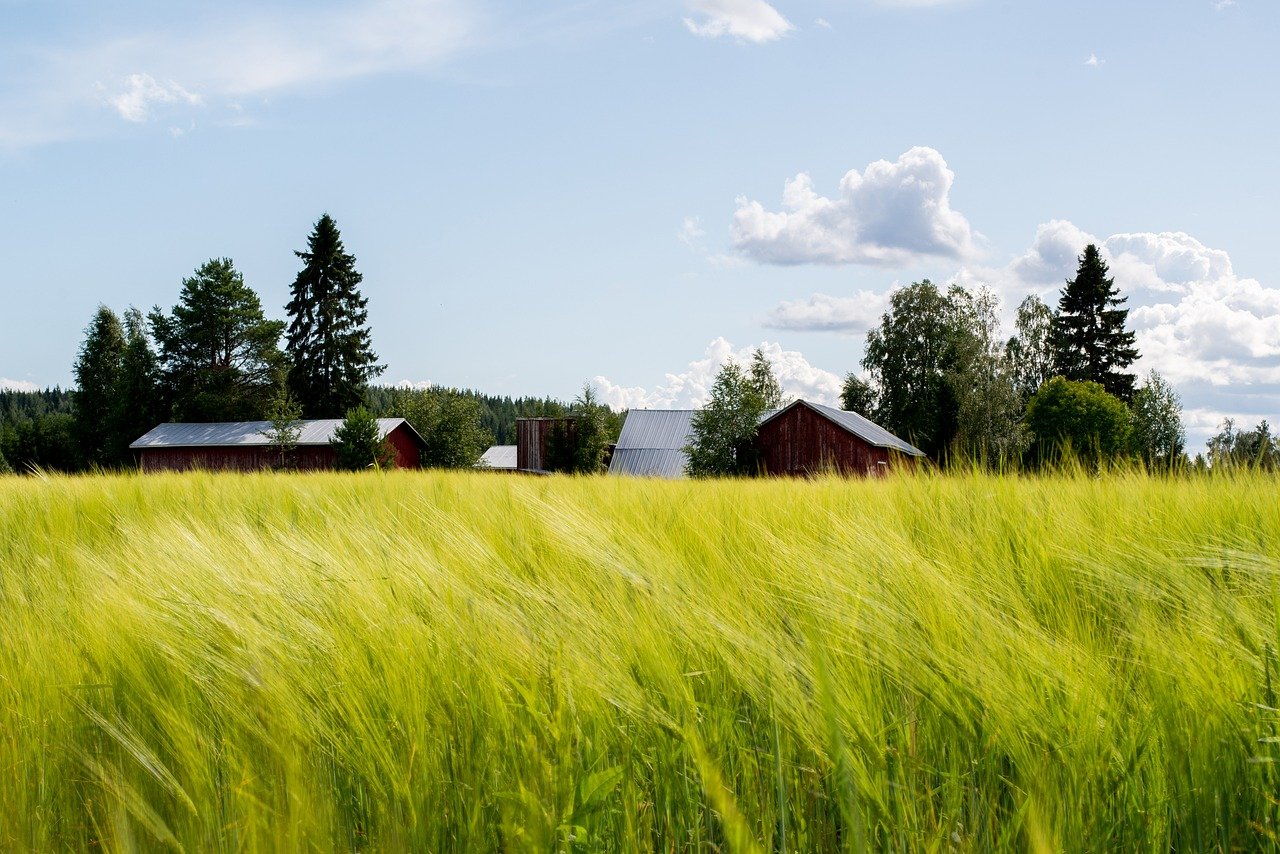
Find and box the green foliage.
[3,412,79,472]
[71,305,127,467]
[1025,377,1131,467]
[568,384,611,474]
[2,471,1280,849]
[366,386,571,445]
[685,359,768,478]
[150,258,285,422]
[839,373,876,417]
[285,215,384,418]
[747,348,784,409]
[0,446,11,474]
[861,280,969,460]
[116,307,161,458]
[1129,370,1185,468]
[948,288,1027,467]
[1004,294,1056,401]
[1051,245,1140,401]
[331,406,396,470]
[1207,418,1278,470]
[383,388,492,469]
[260,388,304,470]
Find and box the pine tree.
[1051,245,1140,400]
[285,215,384,418]
[72,306,127,467]
[151,258,286,422]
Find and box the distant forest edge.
[0,386,598,473]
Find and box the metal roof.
[477,445,517,469]
[129,419,419,450]
[608,401,922,477]
[607,408,779,478]
[608,448,691,479]
[760,401,925,456]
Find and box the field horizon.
[2,469,1278,851]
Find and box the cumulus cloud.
[683,0,794,43]
[1,378,39,392]
[107,73,202,122]
[593,338,842,410]
[765,291,889,334]
[731,147,978,266]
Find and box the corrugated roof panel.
[130,419,410,449]
[477,445,517,469]
[613,410,698,451]
[608,448,689,478]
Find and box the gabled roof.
[759,400,925,457]
[129,419,423,450]
[477,444,517,469]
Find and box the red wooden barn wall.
[757,405,901,477]
[140,424,422,472]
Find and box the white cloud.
[107,73,202,122]
[593,337,842,410]
[1214,0,1237,10]
[731,147,979,266]
[678,216,706,249]
[683,0,794,43]
[2,0,478,145]
[814,18,833,29]
[1,378,39,392]
[1008,219,1099,287]
[1085,53,1104,68]
[765,291,889,333]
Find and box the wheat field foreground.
[1,471,1278,851]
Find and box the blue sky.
[2,0,1277,449]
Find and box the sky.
[1,0,1277,451]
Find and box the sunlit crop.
[1,469,1277,850]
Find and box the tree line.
[0,214,620,474]
[686,245,1274,475]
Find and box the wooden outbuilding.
[130,419,426,472]
[756,400,924,477]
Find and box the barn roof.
[759,400,925,457]
[608,408,779,478]
[477,444,517,469]
[129,419,423,450]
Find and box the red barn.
[756,400,924,477]
[129,419,426,472]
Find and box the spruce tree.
[1051,245,1140,400]
[72,305,126,467]
[115,307,161,457]
[285,215,384,418]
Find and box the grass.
[1,468,1279,851]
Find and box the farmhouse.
[608,401,923,478]
[129,419,426,472]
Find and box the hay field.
[1,470,1278,851]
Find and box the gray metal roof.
[607,408,779,478]
[477,445,517,469]
[760,401,925,456]
[129,419,418,449]
[608,448,691,479]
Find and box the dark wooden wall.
[516,418,576,472]
[757,405,897,477]
[140,424,424,472]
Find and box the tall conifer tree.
[285,215,384,418]
[72,305,126,467]
[1051,245,1140,400]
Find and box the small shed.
[477,444,517,472]
[130,419,426,472]
[756,400,924,476]
[515,417,578,473]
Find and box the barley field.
[1,469,1278,851]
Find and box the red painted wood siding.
[757,405,906,477]
[139,423,423,472]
